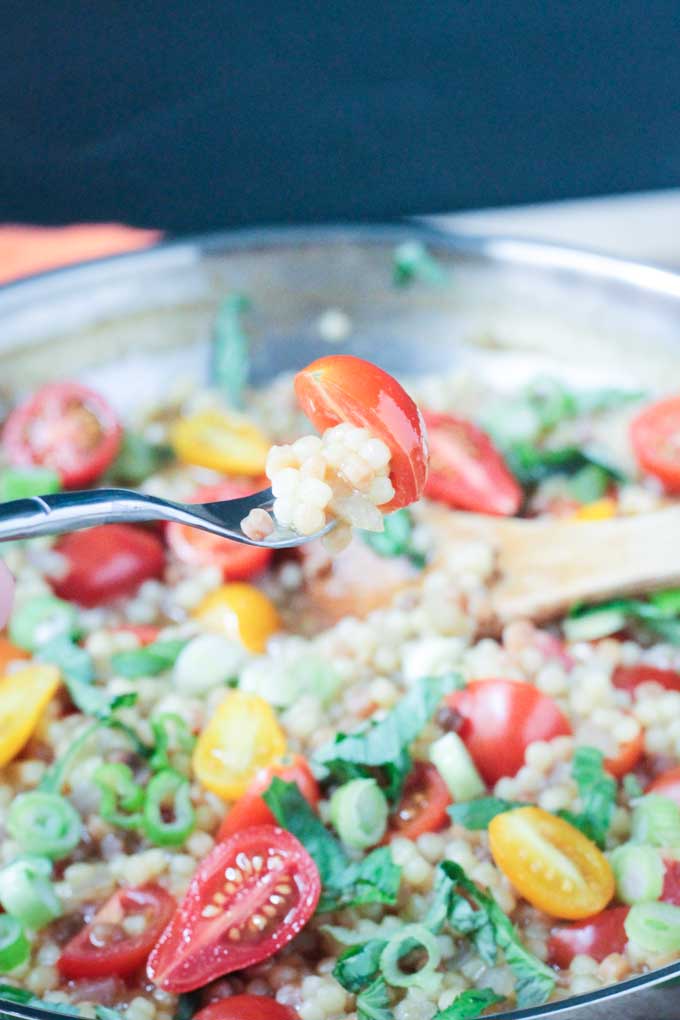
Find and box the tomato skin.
[547,906,630,968]
[647,766,680,805]
[3,382,122,488]
[661,859,680,905]
[294,355,428,511]
[604,726,644,779]
[147,826,321,993]
[613,663,680,694]
[447,679,572,786]
[53,524,165,607]
[387,762,451,841]
[195,997,299,1020]
[168,482,272,581]
[423,412,522,516]
[631,397,680,492]
[58,884,175,979]
[218,756,320,841]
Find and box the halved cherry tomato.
[386,762,451,841]
[604,726,644,779]
[147,825,320,993]
[647,766,680,805]
[488,806,615,919]
[577,714,645,778]
[0,635,29,673]
[547,905,630,968]
[3,382,122,488]
[114,625,161,646]
[53,524,165,606]
[613,663,680,694]
[446,679,571,786]
[631,396,680,492]
[171,410,270,476]
[168,482,272,581]
[195,998,299,1020]
[218,755,320,841]
[422,411,522,516]
[662,859,680,905]
[58,884,175,979]
[193,691,288,800]
[193,583,280,653]
[0,664,60,767]
[294,355,428,511]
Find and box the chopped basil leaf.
[263,779,401,912]
[109,431,173,485]
[503,443,624,488]
[623,773,644,800]
[0,467,61,501]
[558,746,616,849]
[393,241,447,288]
[111,639,187,678]
[648,588,680,615]
[356,977,394,1020]
[449,797,528,830]
[333,939,386,993]
[0,985,33,1004]
[37,634,94,686]
[361,509,426,568]
[210,294,251,408]
[313,675,458,802]
[433,988,505,1020]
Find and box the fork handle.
[0,489,171,541]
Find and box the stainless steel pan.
[1,224,680,1020]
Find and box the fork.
[0,487,334,548]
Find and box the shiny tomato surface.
[547,906,630,968]
[194,997,299,1020]
[218,756,320,841]
[387,762,451,841]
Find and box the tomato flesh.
[648,766,680,806]
[3,382,122,488]
[218,756,320,841]
[613,663,680,694]
[631,396,680,492]
[168,481,273,581]
[195,997,299,1020]
[294,355,428,511]
[604,727,644,779]
[387,762,451,841]
[147,826,320,993]
[53,524,165,606]
[662,859,680,905]
[58,884,175,979]
[547,906,630,968]
[423,411,522,516]
[447,679,572,786]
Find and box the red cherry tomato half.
[218,756,320,841]
[647,766,680,806]
[613,663,680,694]
[53,524,165,606]
[662,859,680,905]
[603,725,644,779]
[294,355,428,511]
[195,997,299,1020]
[58,884,175,979]
[167,482,272,581]
[631,396,680,492]
[147,826,321,993]
[447,679,572,786]
[3,382,122,488]
[422,411,522,516]
[386,762,451,841]
[547,905,630,968]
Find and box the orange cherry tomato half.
[3,382,122,488]
[195,997,299,1020]
[647,766,680,806]
[167,481,273,581]
[446,679,571,786]
[613,663,680,694]
[386,762,451,841]
[423,411,522,516]
[58,884,175,979]
[630,396,680,492]
[0,635,29,673]
[547,905,630,968]
[488,806,615,920]
[53,524,165,606]
[218,755,320,841]
[603,725,644,779]
[147,826,320,993]
[294,355,428,511]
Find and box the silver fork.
[0,488,335,548]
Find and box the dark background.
[1,1,679,233]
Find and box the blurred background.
[2,0,679,235]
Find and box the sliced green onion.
[150,713,196,772]
[379,923,441,990]
[480,398,543,447]
[429,732,485,801]
[0,467,61,502]
[143,770,195,846]
[0,856,62,930]
[563,606,628,642]
[37,634,94,685]
[568,463,610,504]
[625,901,680,953]
[210,293,251,408]
[648,588,680,616]
[173,633,246,695]
[9,595,80,652]
[94,763,145,830]
[632,795,680,847]
[7,791,82,859]
[111,639,187,679]
[330,778,389,850]
[610,844,664,904]
[0,916,29,971]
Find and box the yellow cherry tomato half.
[0,664,61,767]
[193,690,287,800]
[193,583,281,653]
[171,409,270,475]
[570,498,617,522]
[488,806,614,920]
